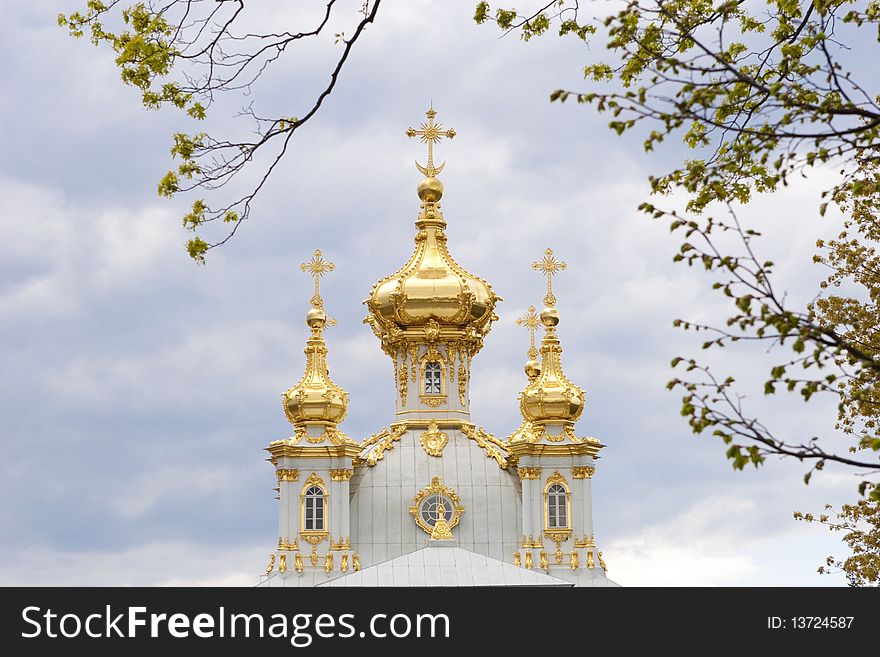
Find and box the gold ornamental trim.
[521,534,543,549]
[574,534,596,548]
[276,468,300,482]
[506,441,603,459]
[278,536,300,551]
[459,424,509,469]
[517,467,542,480]
[357,424,408,466]
[330,536,351,551]
[420,420,449,457]
[572,466,595,479]
[267,441,362,462]
[329,468,353,481]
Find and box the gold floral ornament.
[420,420,449,457]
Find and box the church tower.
[507,251,609,583]
[364,107,500,424]
[263,251,362,586]
[259,107,618,587]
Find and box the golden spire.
[532,248,567,308]
[282,250,349,427]
[406,106,456,178]
[515,305,542,381]
[517,247,585,426]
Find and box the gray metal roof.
[318,542,573,587]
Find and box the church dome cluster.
[261,107,614,589]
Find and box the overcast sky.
[1,1,860,586]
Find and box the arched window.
[546,484,568,529]
[303,485,325,532]
[424,362,442,395]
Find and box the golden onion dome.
[519,307,585,424]
[282,250,349,427]
[366,200,498,331]
[282,329,349,426]
[365,108,499,343]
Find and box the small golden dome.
[306,307,326,329]
[524,358,541,380]
[283,311,349,426]
[418,176,443,202]
[520,325,585,424]
[540,306,559,328]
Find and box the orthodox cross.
[406,107,456,178]
[532,248,567,307]
[515,305,541,360]
[300,249,335,317]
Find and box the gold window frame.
[543,470,572,543]
[300,472,329,542]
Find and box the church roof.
[317,543,573,587]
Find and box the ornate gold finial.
[429,503,454,540]
[300,249,336,309]
[516,305,541,362]
[406,106,456,178]
[532,248,567,307]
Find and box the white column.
[278,478,290,545]
[582,477,594,538]
[532,472,544,547]
[330,477,341,544]
[521,476,533,541]
[339,479,351,542]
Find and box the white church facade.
[259,108,618,587]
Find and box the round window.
[419,494,454,527]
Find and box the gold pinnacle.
[406,106,456,178]
[515,305,541,360]
[532,248,567,307]
[300,249,335,309]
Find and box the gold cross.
[406,106,456,178]
[515,305,541,360]
[532,248,566,307]
[300,249,335,310]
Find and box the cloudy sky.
[1,1,860,586]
